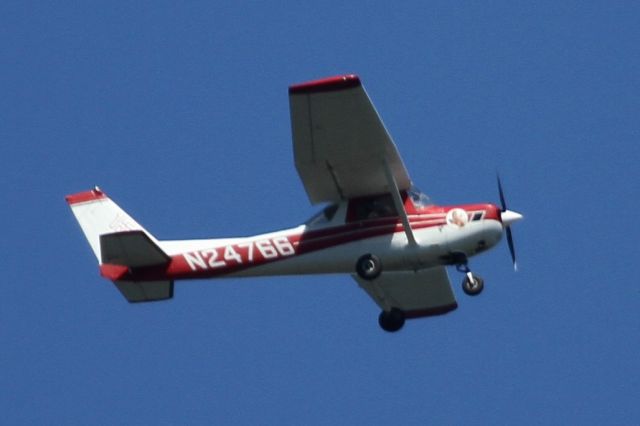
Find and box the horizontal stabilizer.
[100,231,170,268]
[100,232,173,302]
[114,280,174,303]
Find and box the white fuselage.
[152,201,504,282]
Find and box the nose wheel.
[462,272,484,295]
[456,262,484,296]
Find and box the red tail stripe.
[289,74,361,94]
[65,188,107,205]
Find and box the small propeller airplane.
[67,74,523,332]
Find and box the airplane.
[66,74,523,332]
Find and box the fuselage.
[107,193,505,283]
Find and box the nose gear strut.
[455,259,484,296]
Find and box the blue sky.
[2,1,639,424]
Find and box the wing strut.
[383,158,417,246]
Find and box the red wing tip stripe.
[405,303,458,319]
[289,74,361,94]
[65,188,107,205]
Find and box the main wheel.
[462,274,484,296]
[356,253,382,281]
[378,308,405,332]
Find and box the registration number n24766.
[183,237,296,271]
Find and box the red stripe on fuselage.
[296,217,447,255]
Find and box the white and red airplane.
[66,74,522,332]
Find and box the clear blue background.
[2,1,638,424]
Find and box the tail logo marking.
[109,214,137,232]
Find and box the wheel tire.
[378,308,405,332]
[462,274,484,296]
[356,253,382,281]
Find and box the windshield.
[305,204,339,226]
[408,186,433,208]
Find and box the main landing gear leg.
[456,261,484,296]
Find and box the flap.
[354,267,457,318]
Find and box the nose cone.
[501,210,523,227]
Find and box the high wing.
[289,75,412,205]
[354,267,458,318]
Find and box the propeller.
[497,175,523,271]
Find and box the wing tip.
[404,302,458,319]
[289,74,361,94]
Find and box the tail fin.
[65,187,158,262]
[66,187,173,303]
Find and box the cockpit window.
[346,194,398,222]
[350,194,397,221]
[305,204,339,226]
[408,186,433,208]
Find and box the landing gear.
[378,308,405,332]
[462,273,484,296]
[356,253,382,281]
[354,254,401,331]
[456,259,484,296]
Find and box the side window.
[349,194,397,221]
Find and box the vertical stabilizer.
[65,187,155,263]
